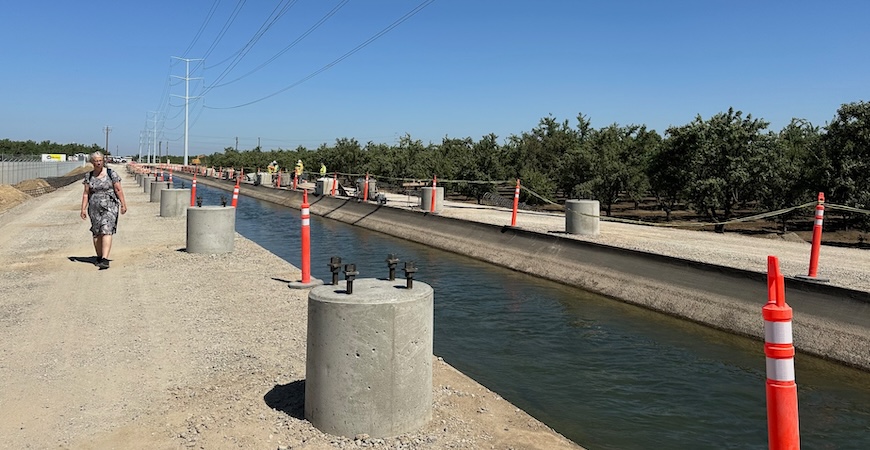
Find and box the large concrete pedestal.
[420,187,444,213]
[160,189,191,217]
[186,206,235,254]
[315,178,335,196]
[305,278,433,438]
[566,199,600,236]
[149,181,172,203]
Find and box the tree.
[394,134,429,180]
[622,126,659,208]
[650,124,698,221]
[558,114,594,198]
[574,124,654,216]
[683,108,771,222]
[504,115,581,203]
[330,137,364,176]
[756,119,821,231]
[364,142,400,181]
[454,134,506,203]
[819,101,870,209]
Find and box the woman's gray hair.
[89,151,104,163]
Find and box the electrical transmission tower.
[104,126,112,156]
[171,56,203,166]
[147,112,160,164]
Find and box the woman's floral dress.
[84,170,121,236]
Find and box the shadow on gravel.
[264,380,305,419]
[68,256,99,265]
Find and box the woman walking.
[80,151,128,269]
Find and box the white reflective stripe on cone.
[764,321,793,344]
[302,218,310,226]
[766,357,796,382]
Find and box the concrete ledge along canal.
[176,173,870,450]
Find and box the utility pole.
[138,131,144,161]
[104,126,112,156]
[171,56,203,166]
[235,137,239,151]
[148,111,159,164]
[257,137,261,150]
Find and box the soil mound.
[0,185,32,213]
[65,164,93,177]
[13,179,52,191]
[780,232,808,243]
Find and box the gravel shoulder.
[0,172,581,450]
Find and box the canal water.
[190,182,870,450]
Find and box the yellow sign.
[192,158,201,165]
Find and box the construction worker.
[295,159,304,177]
[319,162,327,178]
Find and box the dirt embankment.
[0,185,31,212]
[0,165,93,214]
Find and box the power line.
[205,0,436,110]
[205,0,348,90]
[180,0,222,58]
[194,0,248,73]
[202,0,298,82]
[161,0,294,143]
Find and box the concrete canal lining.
[180,174,870,372]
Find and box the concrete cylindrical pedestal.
[277,173,291,187]
[135,173,142,186]
[314,178,335,196]
[149,181,171,203]
[160,188,191,217]
[566,199,600,236]
[420,187,444,213]
[256,172,273,186]
[186,206,235,254]
[305,278,434,438]
[142,177,153,194]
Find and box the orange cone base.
[794,275,830,283]
[288,277,325,290]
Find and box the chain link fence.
[0,160,86,186]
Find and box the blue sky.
[1,1,867,160]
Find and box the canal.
[190,182,870,450]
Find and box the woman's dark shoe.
[97,259,110,270]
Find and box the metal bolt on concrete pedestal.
[386,254,399,281]
[328,256,342,285]
[403,261,417,289]
[344,263,359,294]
